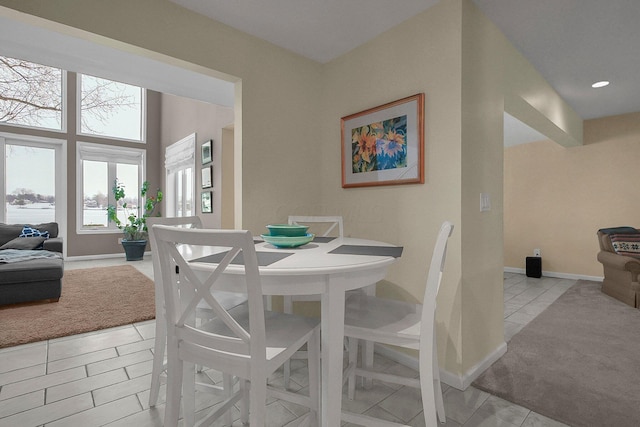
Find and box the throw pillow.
[609,233,640,258]
[19,225,50,239]
[0,236,47,250]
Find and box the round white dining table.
[183,236,401,427]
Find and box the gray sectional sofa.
[0,222,64,305]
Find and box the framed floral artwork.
[341,93,424,188]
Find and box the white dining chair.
[267,216,344,314]
[146,215,246,421]
[281,215,344,387]
[341,221,454,426]
[288,215,344,239]
[282,215,344,313]
[152,225,321,427]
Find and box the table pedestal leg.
[321,283,346,427]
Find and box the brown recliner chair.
[596,227,640,308]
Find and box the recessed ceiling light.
[592,80,610,88]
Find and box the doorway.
[165,133,196,218]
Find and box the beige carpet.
[0,265,156,349]
[473,280,640,427]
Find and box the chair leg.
[249,378,267,426]
[361,284,376,389]
[284,360,291,390]
[223,373,234,426]
[433,338,446,423]
[361,340,374,389]
[183,362,196,427]
[434,376,446,424]
[308,329,321,425]
[149,319,166,407]
[419,349,438,427]
[240,380,249,424]
[164,343,183,427]
[347,337,358,400]
[283,296,294,389]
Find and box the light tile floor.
[0,260,577,427]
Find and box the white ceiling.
[171,0,640,122]
[4,1,639,146]
[169,0,441,64]
[170,0,640,145]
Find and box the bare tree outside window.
[0,56,62,129]
[1,55,146,226]
[0,55,142,137]
[80,74,142,140]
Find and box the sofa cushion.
[0,256,64,285]
[0,222,58,246]
[31,222,58,238]
[0,236,47,250]
[0,224,21,247]
[609,233,640,258]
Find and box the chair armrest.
[597,251,640,273]
[43,237,63,253]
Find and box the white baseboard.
[504,267,603,282]
[373,341,507,391]
[65,251,151,262]
[439,342,507,390]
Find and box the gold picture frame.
[341,93,424,188]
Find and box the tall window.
[1,135,65,225]
[174,168,194,217]
[79,74,144,142]
[0,56,64,131]
[165,134,196,217]
[77,142,145,232]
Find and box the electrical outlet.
[118,237,123,244]
[534,248,541,257]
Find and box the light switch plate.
[480,193,491,212]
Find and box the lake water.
[5,204,123,226]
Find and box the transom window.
[0,55,65,131]
[78,74,145,142]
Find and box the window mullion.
[107,161,118,230]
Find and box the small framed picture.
[201,165,213,189]
[201,140,212,164]
[201,191,213,213]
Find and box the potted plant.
[107,179,163,261]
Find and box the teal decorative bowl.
[266,224,309,237]
[261,233,315,248]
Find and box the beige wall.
[321,0,465,374]
[505,112,640,277]
[459,0,506,373]
[0,0,584,382]
[0,0,325,236]
[221,127,235,229]
[320,0,511,376]
[502,38,583,148]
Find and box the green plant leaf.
[106,178,162,241]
